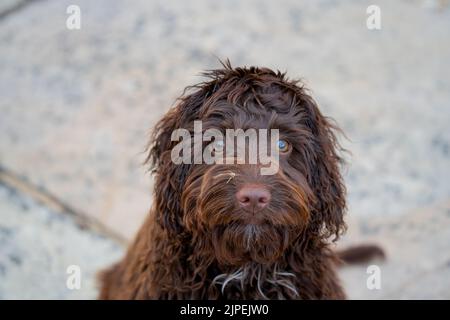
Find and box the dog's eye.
[276,139,290,153]
[213,139,224,151]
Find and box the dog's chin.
[211,221,292,266]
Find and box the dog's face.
[148,65,346,268]
[181,102,315,266]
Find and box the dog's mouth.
[182,164,312,266]
[209,220,307,266]
[240,213,266,226]
[231,220,285,250]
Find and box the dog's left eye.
[276,139,290,153]
[212,139,224,152]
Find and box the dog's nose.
[236,184,271,211]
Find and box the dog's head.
[147,62,346,267]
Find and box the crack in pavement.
[0,0,43,21]
[0,164,127,245]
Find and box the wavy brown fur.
[99,61,348,299]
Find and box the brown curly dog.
[98,61,382,300]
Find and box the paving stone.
[0,184,123,299]
[0,0,29,17]
[0,0,449,299]
[339,200,450,299]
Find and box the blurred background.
[0,0,449,299]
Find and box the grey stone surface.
[0,184,123,299]
[339,200,450,299]
[1,0,449,239]
[0,0,29,16]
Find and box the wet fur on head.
[99,60,348,299]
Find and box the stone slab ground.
[0,0,449,299]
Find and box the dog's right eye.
[276,139,290,153]
[212,139,224,152]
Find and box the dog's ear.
[146,90,208,235]
[301,95,347,241]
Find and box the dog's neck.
[211,262,299,299]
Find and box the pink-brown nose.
[236,184,271,211]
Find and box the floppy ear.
[146,89,209,235]
[301,95,347,241]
